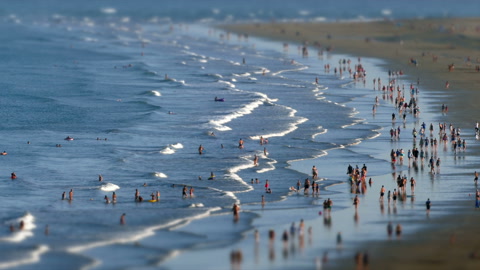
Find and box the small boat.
[64,136,74,141]
[214,97,225,102]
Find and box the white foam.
[250,106,308,140]
[233,72,251,77]
[100,183,120,192]
[0,245,49,269]
[188,203,204,208]
[66,207,221,253]
[151,90,161,96]
[0,213,36,243]
[170,143,183,149]
[312,126,328,139]
[101,7,117,14]
[160,147,175,154]
[272,66,308,76]
[256,159,277,173]
[154,172,168,178]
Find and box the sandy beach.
[221,19,480,269]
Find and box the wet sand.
[221,19,480,269]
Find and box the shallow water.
[1,1,479,269]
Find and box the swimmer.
[69,189,73,201]
[98,174,103,182]
[182,185,188,198]
[198,145,204,155]
[120,213,126,225]
[238,138,244,149]
[104,195,110,204]
[62,192,66,200]
[112,192,117,203]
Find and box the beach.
[220,19,480,269]
[1,1,480,269]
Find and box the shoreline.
[220,18,480,269]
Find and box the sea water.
[0,1,479,269]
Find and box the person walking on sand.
[353,195,359,208]
[395,224,402,238]
[387,222,393,237]
[380,185,386,200]
[410,177,416,194]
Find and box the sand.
[221,19,480,269]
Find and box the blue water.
[0,1,478,269]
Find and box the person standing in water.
[120,213,126,225]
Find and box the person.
[238,138,244,149]
[232,203,240,220]
[150,193,156,201]
[475,171,478,185]
[1,151,7,155]
[282,230,289,242]
[266,188,272,193]
[98,174,103,182]
[62,191,66,200]
[69,189,73,201]
[189,187,194,197]
[395,224,402,238]
[156,191,160,201]
[253,154,259,166]
[182,185,188,198]
[112,192,117,203]
[387,222,393,237]
[380,185,385,200]
[353,195,359,208]
[198,145,204,155]
[296,180,301,192]
[11,172,16,179]
[426,198,431,211]
[312,166,318,179]
[135,189,139,201]
[261,195,265,205]
[410,177,416,193]
[336,232,342,246]
[120,213,126,225]
[19,220,25,230]
[304,178,311,195]
[265,180,270,191]
[104,195,110,204]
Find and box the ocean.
[0,0,479,269]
